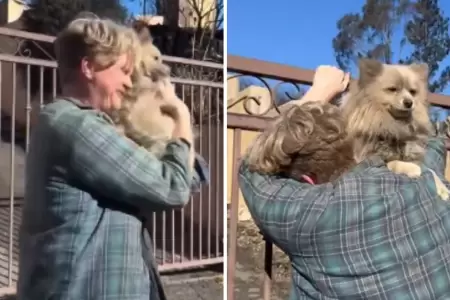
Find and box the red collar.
[300,174,316,185]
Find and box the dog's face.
[138,42,170,81]
[357,59,429,119]
[142,42,162,65]
[132,22,170,81]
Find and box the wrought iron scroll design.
[0,35,55,60]
[227,74,304,116]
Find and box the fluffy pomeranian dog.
[342,59,432,169]
[341,58,449,198]
[109,23,178,157]
[245,59,449,199]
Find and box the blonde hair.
[54,17,142,84]
[245,102,345,174]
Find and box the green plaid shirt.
[239,137,450,300]
[18,98,208,300]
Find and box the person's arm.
[50,105,194,212]
[422,137,447,177]
[238,159,332,251]
[420,118,450,176]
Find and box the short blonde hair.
[245,102,346,174]
[54,17,141,84]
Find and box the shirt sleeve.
[422,137,447,177]
[50,105,196,212]
[191,153,210,192]
[238,160,333,250]
[424,119,450,176]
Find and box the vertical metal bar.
[52,68,57,98]
[162,210,166,264]
[181,83,185,262]
[216,87,220,257]
[152,212,156,257]
[0,62,2,138]
[8,63,16,286]
[264,241,273,300]
[171,210,175,263]
[39,66,44,109]
[190,85,194,260]
[207,86,212,259]
[25,65,31,152]
[227,128,242,300]
[198,85,203,259]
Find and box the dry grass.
[229,215,291,298]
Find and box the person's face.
[81,53,133,112]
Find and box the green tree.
[332,0,450,120]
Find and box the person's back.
[240,137,450,300]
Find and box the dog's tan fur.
[341,59,449,199]
[342,59,432,165]
[109,28,177,157]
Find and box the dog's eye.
[386,87,398,93]
[409,89,417,96]
[154,56,160,61]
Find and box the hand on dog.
[159,84,194,167]
[306,66,350,104]
[313,66,350,97]
[159,82,190,122]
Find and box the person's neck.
[61,84,95,108]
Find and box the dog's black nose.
[403,99,413,109]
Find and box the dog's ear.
[133,20,153,43]
[358,58,383,87]
[409,63,429,81]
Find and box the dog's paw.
[387,160,422,178]
[429,169,450,201]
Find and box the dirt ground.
[232,219,291,299]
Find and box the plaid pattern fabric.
[18,98,208,300]
[239,137,450,300]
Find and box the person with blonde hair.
[239,66,450,299]
[17,16,208,300]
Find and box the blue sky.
[227,1,366,68]
[227,0,450,118]
[227,0,450,77]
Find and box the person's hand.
[312,65,350,97]
[299,66,350,104]
[160,81,191,122]
[159,81,195,167]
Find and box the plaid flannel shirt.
[18,98,209,300]
[239,136,450,300]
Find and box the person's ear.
[81,57,94,80]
